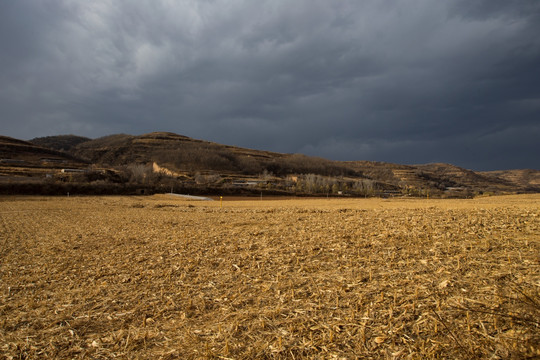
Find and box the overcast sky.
[1,1,539,170]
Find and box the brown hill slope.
[70,132,357,177]
[30,135,91,152]
[0,135,85,165]
[480,169,540,190]
[0,135,89,180]
[2,132,538,196]
[344,161,532,194]
[70,132,537,195]
[412,163,525,194]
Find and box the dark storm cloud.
[1,0,539,170]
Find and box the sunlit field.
[1,194,538,359]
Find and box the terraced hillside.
[1,131,538,196]
[481,169,540,190]
[0,136,88,180]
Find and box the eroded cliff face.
[152,162,182,178]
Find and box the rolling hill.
[0,135,88,179]
[29,134,91,152]
[66,132,356,177]
[0,131,537,196]
[480,169,540,191]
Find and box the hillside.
[480,169,540,190]
[1,132,538,196]
[344,161,538,196]
[60,131,540,195]
[0,136,126,195]
[30,134,91,152]
[68,132,351,176]
[0,135,88,179]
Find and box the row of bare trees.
[120,163,379,196]
[292,174,376,195]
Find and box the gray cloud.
[1,0,539,170]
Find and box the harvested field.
[0,194,539,359]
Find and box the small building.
[232,180,267,187]
[61,169,86,173]
[40,158,66,163]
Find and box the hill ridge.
[2,131,539,196]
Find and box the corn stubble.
[0,195,538,359]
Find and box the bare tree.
[127,163,151,184]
